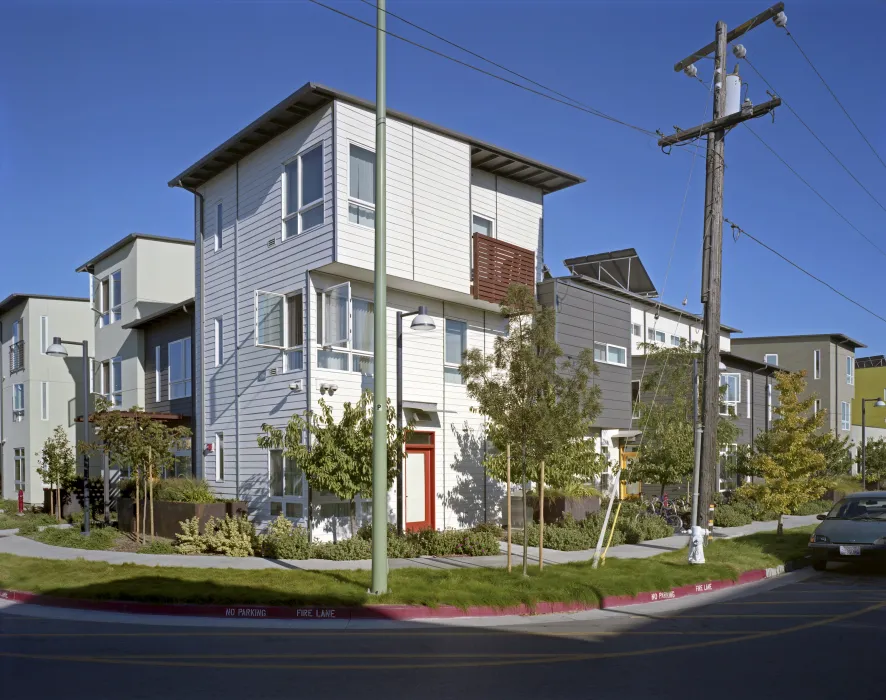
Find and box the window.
[97,270,122,326]
[647,328,665,344]
[254,291,285,348]
[631,323,641,338]
[718,444,739,492]
[317,282,371,374]
[746,379,751,419]
[813,349,821,379]
[814,399,821,416]
[348,144,375,228]
[284,293,304,373]
[102,357,122,407]
[169,338,192,399]
[215,433,225,481]
[669,335,680,347]
[631,380,641,419]
[40,316,49,354]
[764,353,778,366]
[719,373,740,415]
[445,319,467,384]
[214,318,223,367]
[841,402,851,431]
[155,346,162,402]
[14,448,25,493]
[766,383,773,424]
[13,383,24,422]
[41,382,49,421]
[594,342,627,367]
[283,144,325,238]
[215,201,223,251]
[472,214,494,238]
[269,450,306,521]
[846,355,854,385]
[10,319,23,372]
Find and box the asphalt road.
[2,565,885,700]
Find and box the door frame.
[404,432,435,532]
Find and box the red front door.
[405,437,435,532]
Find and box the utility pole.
[370,0,388,595]
[660,2,785,531]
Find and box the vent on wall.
[269,368,278,376]
[267,238,276,249]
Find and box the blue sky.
[2,1,884,352]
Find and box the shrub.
[31,525,120,551]
[450,530,500,556]
[792,499,832,516]
[260,515,311,559]
[311,537,372,560]
[620,515,673,544]
[471,522,505,539]
[713,504,753,528]
[16,520,40,536]
[153,478,218,504]
[174,516,207,554]
[137,539,177,554]
[202,516,256,557]
[387,535,419,559]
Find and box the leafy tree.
[629,342,740,496]
[813,430,853,479]
[739,370,833,536]
[860,437,886,489]
[460,284,604,572]
[257,390,412,534]
[35,426,77,522]
[86,398,191,540]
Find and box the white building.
[168,82,584,538]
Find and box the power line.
[305,0,657,137]
[781,27,886,173]
[725,218,886,326]
[742,123,886,260]
[741,55,886,217]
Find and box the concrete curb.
[0,558,809,621]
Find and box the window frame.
[12,383,25,421]
[347,143,376,229]
[814,399,821,416]
[98,269,122,327]
[40,316,49,355]
[669,334,680,347]
[214,317,223,367]
[841,401,851,431]
[215,201,223,251]
[444,318,468,385]
[631,380,641,419]
[268,448,308,523]
[101,357,123,407]
[13,448,25,493]
[215,433,225,482]
[168,337,192,400]
[647,328,666,344]
[764,353,778,366]
[813,349,821,380]
[254,290,286,349]
[282,144,325,240]
[40,381,49,421]
[316,283,376,376]
[284,292,305,373]
[719,372,741,416]
[472,212,495,239]
[846,355,854,385]
[594,342,628,367]
[155,346,162,402]
[631,323,641,338]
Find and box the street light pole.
[860,397,886,490]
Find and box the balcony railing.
[9,341,24,374]
[471,233,536,304]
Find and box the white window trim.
[813,349,821,380]
[346,142,376,229]
[41,381,49,421]
[764,353,778,366]
[719,372,741,416]
[254,290,286,349]
[631,323,641,338]
[168,338,192,400]
[647,328,666,344]
[471,212,495,238]
[814,399,821,416]
[444,317,468,385]
[215,201,223,251]
[268,449,308,523]
[102,357,123,407]
[317,285,378,376]
[669,335,681,347]
[631,380,641,419]
[13,383,25,421]
[155,346,162,403]
[746,378,751,419]
[282,143,325,240]
[846,356,854,385]
[594,342,628,367]
[40,316,49,355]
[13,448,26,492]
[841,401,851,431]
[98,269,122,327]
[214,317,223,367]
[215,433,225,482]
[284,292,305,374]
[766,383,773,423]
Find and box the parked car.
[809,492,886,570]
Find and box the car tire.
[812,558,828,572]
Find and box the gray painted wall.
[143,308,194,419]
[538,279,632,430]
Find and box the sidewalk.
[0,514,820,571]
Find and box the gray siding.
[143,308,194,418]
[539,279,632,430]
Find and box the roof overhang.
[168,82,584,194]
[123,298,196,330]
[564,249,657,297]
[76,233,193,273]
[0,294,89,316]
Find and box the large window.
[317,282,374,375]
[841,401,851,431]
[846,355,854,385]
[12,383,24,422]
[255,291,285,348]
[215,433,225,482]
[348,144,375,228]
[647,328,665,344]
[169,338,192,399]
[631,380,641,419]
[102,357,122,407]
[445,319,467,384]
[718,444,739,492]
[719,373,741,415]
[669,335,681,347]
[813,349,821,379]
[40,316,49,355]
[283,144,325,239]
[594,342,627,367]
[95,270,122,327]
[14,448,25,493]
[41,382,49,421]
[214,317,223,367]
[284,292,304,373]
[269,450,306,521]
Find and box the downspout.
[175,180,204,479]
[0,320,4,482]
[234,162,241,500]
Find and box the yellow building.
[852,356,886,439]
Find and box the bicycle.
[649,495,683,532]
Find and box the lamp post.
[395,306,435,534]
[860,397,886,490]
[45,336,93,535]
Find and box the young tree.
[861,437,886,489]
[813,430,853,479]
[629,343,740,497]
[257,390,412,535]
[36,426,77,522]
[739,370,833,536]
[460,284,604,573]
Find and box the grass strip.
[0,526,814,610]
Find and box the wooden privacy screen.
[471,233,536,304]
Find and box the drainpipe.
[0,320,4,488]
[175,180,204,480]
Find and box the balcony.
[471,233,536,305]
[9,341,24,374]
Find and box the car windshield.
[826,497,886,521]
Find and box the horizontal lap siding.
[144,310,194,417]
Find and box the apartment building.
[0,294,91,504]
[732,334,864,440]
[850,355,886,451]
[168,81,584,538]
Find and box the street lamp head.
[410,306,435,331]
[45,337,68,358]
[876,399,886,408]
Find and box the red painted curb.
[0,567,775,621]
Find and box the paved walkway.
[0,515,820,571]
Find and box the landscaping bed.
[0,526,815,610]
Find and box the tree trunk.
[141,466,148,545]
[349,499,357,538]
[149,448,155,541]
[777,513,784,539]
[134,471,141,542]
[56,483,61,522]
[49,488,55,524]
[521,446,528,577]
[660,482,666,499]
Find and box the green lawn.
[0,526,815,610]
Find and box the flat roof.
[564,249,657,297]
[123,298,195,330]
[76,233,193,273]
[167,82,585,194]
[0,294,89,316]
[733,334,867,350]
